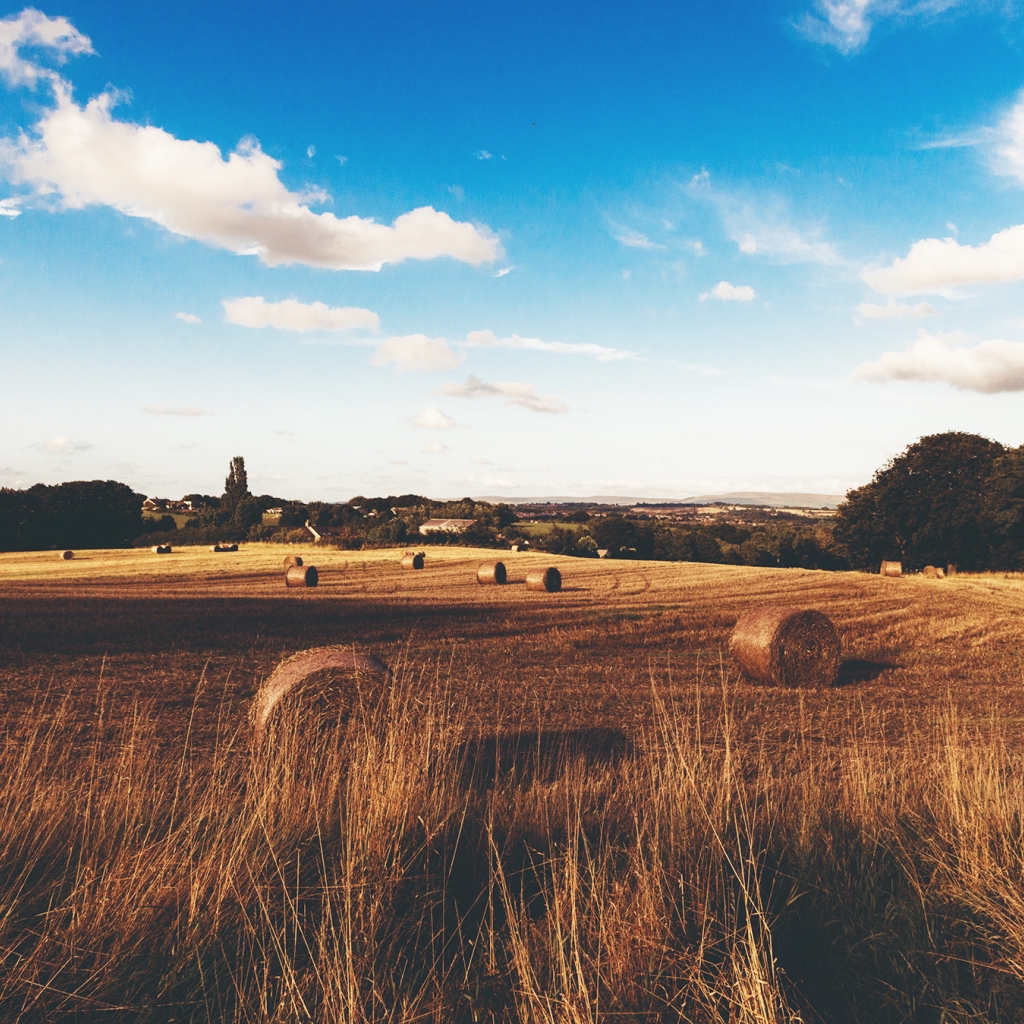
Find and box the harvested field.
[3,544,1024,1021]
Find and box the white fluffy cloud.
[373,335,463,372]
[421,441,448,453]
[437,374,569,413]
[223,296,379,332]
[0,19,500,272]
[0,9,93,88]
[175,311,202,324]
[854,330,1024,393]
[462,329,630,362]
[855,298,937,319]
[36,435,92,453]
[794,1,967,54]
[414,407,457,430]
[699,281,755,302]
[863,224,1024,294]
[144,404,212,416]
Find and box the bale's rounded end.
[60,550,74,560]
[922,565,943,579]
[526,566,561,593]
[285,565,318,588]
[477,561,507,585]
[251,646,390,746]
[880,560,902,578]
[283,554,303,568]
[401,552,425,570]
[730,605,840,688]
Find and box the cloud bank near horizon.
[855,330,1024,393]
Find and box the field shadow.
[836,658,901,686]
[458,727,635,789]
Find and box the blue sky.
[3,1,1024,501]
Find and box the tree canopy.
[834,432,1012,571]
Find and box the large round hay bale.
[285,564,318,588]
[730,605,840,688]
[283,554,303,568]
[401,552,425,570]
[60,550,74,560]
[526,566,561,592]
[151,544,172,554]
[477,561,507,585]
[922,565,940,579]
[251,646,390,744]
[880,560,902,577]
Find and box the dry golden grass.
[2,544,1024,1021]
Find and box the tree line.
[4,434,1022,571]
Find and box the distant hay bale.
[730,605,840,688]
[922,565,941,579]
[283,554,303,568]
[151,544,172,554]
[210,543,239,553]
[880,560,902,577]
[401,552,425,570]
[477,560,507,585]
[251,646,390,745]
[285,565,318,588]
[526,566,562,593]
[60,550,73,560]
[936,567,945,579]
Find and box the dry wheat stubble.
[3,545,1024,749]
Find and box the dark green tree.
[834,432,1005,571]
[0,480,145,551]
[222,457,249,515]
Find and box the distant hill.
[676,491,846,509]
[475,491,847,509]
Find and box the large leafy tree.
[0,480,144,551]
[835,432,1005,571]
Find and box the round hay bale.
[526,566,561,592]
[285,564,318,588]
[401,552,425,570]
[922,565,940,579]
[283,554,303,568]
[251,646,390,745]
[477,560,507,585]
[730,605,840,688]
[936,566,945,579]
[880,560,902,578]
[60,550,74,560]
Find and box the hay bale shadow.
[836,658,900,686]
[458,727,635,790]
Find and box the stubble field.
[2,544,1024,1022]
